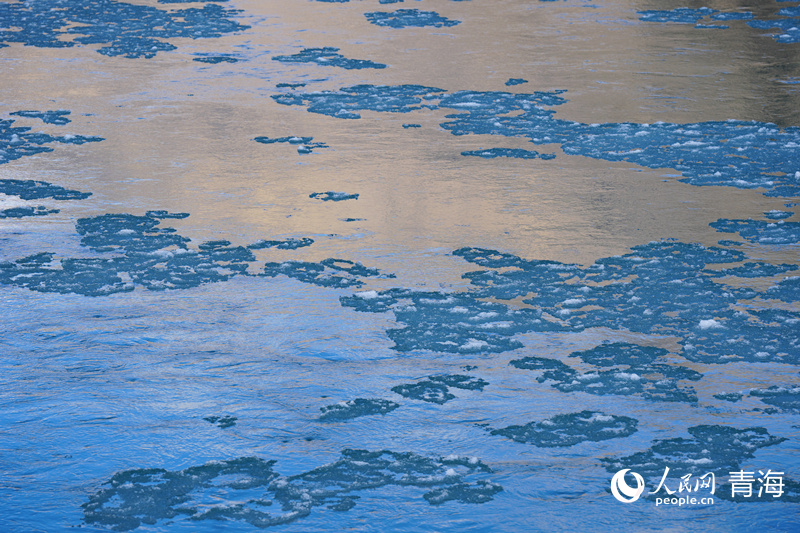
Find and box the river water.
[1,0,799,531]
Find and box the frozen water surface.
[1,0,799,531]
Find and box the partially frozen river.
[1,1,799,531]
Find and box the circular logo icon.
[611,469,645,503]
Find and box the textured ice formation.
[392,381,455,404]
[505,78,528,86]
[255,136,328,154]
[749,6,800,44]
[0,0,248,58]
[765,210,794,220]
[275,84,800,197]
[341,241,800,365]
[402,123,421,129]
[711,218,800,245]
[272,47,386,70]
[704,261,798,278]
[638,7,716,24]
[247,237,314,250]
[0,211,382,296]
[510,343,701,404]
[428,374,488,391]
[193,55,239,64]
[638,6,800,44]
[365,9,461,28]
[273,84,445,120]
[601,425,786,485]
[319,398,400,421]
[490,410,638,447]
[713,392,743,402]
[0,206,59,219]
[1,116,103,166]
[309,191,359,201]
[83,449,500,530]
[0,179,91,200]
[261,258,391,289]
[342,288,568,354]
[461,147,556,160]
[10,109,71,125]
[749,385,800,413]
[391,374,487,404]
[204,415,237,428]
[0,204,392,297]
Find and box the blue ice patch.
[365,9,461,28]
[1,116,103,166]
[490,411,638,447]
[272,47,386,70]
[0,0,249,58]
[83,450,501,530]
[461,147,556,160]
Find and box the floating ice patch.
[82,449,499,530]
[428,374,488,391]
[638,7,715,24]
[448,244,800,365]
[193,55,239,64]
[0,179,91,200]
[364,9,461,28]
[710,11,753,21]
[505,78,528,86]
[749,7,800,44]
[460,147,556,160]
[388,373,488,405]
[309,191,359,201]
[490,410,638,447]
[272,84,445,119]
[341,240,800,363]
[255,136,328,154]
[711,218,800,245]
[392,380,455,404]
[1,116,103,166]
[248,237,314,250]
[319,398,400,421]
[261,258,390,289]
[765,210,794,220]
[601,425,786,487]
[203,415,237,428]
[749,385,800,413]
[341,287,566,353]
[423,481,503,505]
[0,211,382,296]
[511,343,701,404]
[0,206,59,219]
[10,109,71,125]
[0,0,249,58]
[713,392,743,402]
[272,47,386,70]
[277,84,800,196]
[704,261,799,278]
